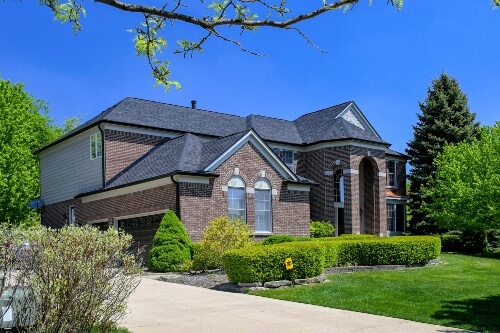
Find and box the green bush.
[310,220,335,238]
[262,235,311,245]
[189,242,201,260]
[149,210,191,272]
[441,234,463,252]
[338,234,377,240]
[334,236,441,266]
[461,230,487,254]
[223,242,325,283]
[0,224,141,332]
[192,216,252,270]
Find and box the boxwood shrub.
[223,236,441,282]
[334,236,441,266]
[223,242,325,283]
[262,235,311,245]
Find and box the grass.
[250,254,500,332]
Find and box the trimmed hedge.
[310,221,335,238]
[223,236,441,283]
[262,235,311,245]
[223,242,325,283]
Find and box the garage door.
[118,214,164,266]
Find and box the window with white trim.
[333,169,344,203]
[69,206,76,225]
[387,204,405,233]
[386,160,396,187]
[255,179,272,233]
[273,148,294,172]
[228,176,246,221]
[90,132,102,160]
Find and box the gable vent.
[341,110,365,130]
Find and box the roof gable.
[203,129,298,181]
[334,102,381,139]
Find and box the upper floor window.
[90,132,102,160]
[228,176,246,221]
[333,169,344,203]
[387,204,405,233]
[255,179,272,233]
[273,148,294,172]
[386,160,396,187]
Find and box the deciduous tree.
[406,73,480,234]
[0,79,63,225]
[423,123,500,232]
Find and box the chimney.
[191,100,197,109]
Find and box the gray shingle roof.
[385,148,408,158]
[106,131,250,188]
[42,97,389,152]
[294,102,387,144]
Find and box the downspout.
[98,123,105,188]
[171,175,180,219]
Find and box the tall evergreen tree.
[406,73,480,234]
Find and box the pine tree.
[406,73,480,234]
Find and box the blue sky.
[1,1,499,154]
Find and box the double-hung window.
[387,204,405,233]
[90,132,102,160]
[254,179,272,233]
[228,177,246,221]
[386,160,396,187]
[273,148,294,172]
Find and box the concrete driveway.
[121,277,473,333]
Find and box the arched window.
[333,169,344,203]
[228,176,246,221]
[255,178,272,232]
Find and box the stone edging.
[237,258,442,293]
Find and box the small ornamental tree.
[310,220,335,238]
[423,123,500,233]
[148,210,191,272]
[193,216,252,270]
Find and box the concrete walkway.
[121,278,472,333]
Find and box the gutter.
[170,175,180,219]
[74,171,219,199]
[98,123,105,188]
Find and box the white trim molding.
[344,169,359,174]
[173,174,210,184]
[80,177,172,203]
[287,183,312,192]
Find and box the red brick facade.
[179,143,310,241]
[104,129,163,183]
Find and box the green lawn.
[250,254,500,332]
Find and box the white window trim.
[254,178,272,233]
[386,160,397,188]
[387,203,405,235]
[272,148,295,172]
[68,206,76,225]
[90,132,102,160]
[228,176,246,222]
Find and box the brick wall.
[42,184,177,228]
[104,129,164,183]
[180,142,310,241]
[296,145,387,236]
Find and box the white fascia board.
[287,183,312,192]
[80,177,172,203]
[204,130,298,181]
[302,140,388,153]
[268,143,300,152]
[385,154,409,163]
[102,123,178,138]
[387,198,408,203]
[334,103,382,140]
[172,174,210,184]
[39,127,100,157]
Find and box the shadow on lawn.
[432,295,500,332]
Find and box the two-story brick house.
[38,98,407,257]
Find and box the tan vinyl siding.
[40,128,103,205]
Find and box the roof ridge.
[294,101,352,121]
[126,97,244,119]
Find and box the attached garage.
[117,213,164,265]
